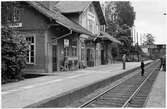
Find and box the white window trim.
[26,34,36,65]
[13,7,21,22]
[88,19,95,34]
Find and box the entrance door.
[87,48,94,67]
[87,49,91,67]
[52,45,57,71]
[101,50,104,65]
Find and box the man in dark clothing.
[162,57,166,71]
[141,59,144,76]
[160,56,166,71]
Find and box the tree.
[2,27,29,83]
[143,33,155,59]
[105,1,135,36]
[144,33,155,45]
[105,1,135,58]
[105,1,119,37]
[115,1,135,27]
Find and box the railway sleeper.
[90,101,124,107]
[98,98,127,104]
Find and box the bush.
[2,27,29,83]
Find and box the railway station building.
[2,1,120,74]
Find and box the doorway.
[87,48,94,67]
[52,45,57,71]
[101,50,105,65]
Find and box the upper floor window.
[88,4,94,13]
[100,25,105,32]
[87,6,95,34]
[6,6,12,23]
[7,6,22,23]
[88,19,93,32]
[95,24,100,34]
[13,7,21,22]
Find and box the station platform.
[2,60,154,108]
[144,70,166,107]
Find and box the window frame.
[64,47,69,57]
[13,7,21,22]
[72,45,77,57]
[64,39,70,57]
[88,19,94,33]
[26,34,36,65]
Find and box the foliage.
[105,1,136,57]
[111,43,119,58]
[105,1,135,36]
[144,33,155,45]
[2,27,29,83]
[115,1,135,27]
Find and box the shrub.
[1,27,29,83]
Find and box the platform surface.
[2,61,152,108]
[145,69,166,107]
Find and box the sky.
[131,0,167,44]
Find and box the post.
[122,54,126,70]
[137,32,139,61]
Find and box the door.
[101,50,104,65]
[87,49,91,67]
[87,48,94,67]
[52,45,57,71]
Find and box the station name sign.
[8,22,22,28]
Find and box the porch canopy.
[27,1,95,37]
[97,31,121,44]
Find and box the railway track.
[79,60,160,108]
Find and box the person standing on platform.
[122,54,126,70]
[141,59,145,76]
[160,56,166,71]
[162,56,166,71]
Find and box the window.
[26,36,35,64]
[81,41,85,60]
[64,39,70,56]
[6,6,12,23]
[64,47,69,57]
[72,40,77,57]
[88,19,94,33]
[72,46,77,57]
[95,24,100,34]
[89,5,94,13]
[13,7,21,22]
[100,25,105,32]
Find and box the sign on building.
[8,23,22,28]
[64,39,69,47]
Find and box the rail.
[79,60,160,108]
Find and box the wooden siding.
[21,3,49,30]
[79,3,101,35]
[23,31,46,73]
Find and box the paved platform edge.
[143,70,166,107]
[25,62,152,108]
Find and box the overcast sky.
[131,0,167,44]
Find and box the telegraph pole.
[137,32,139,61]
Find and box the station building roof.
[27,1,95,37]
